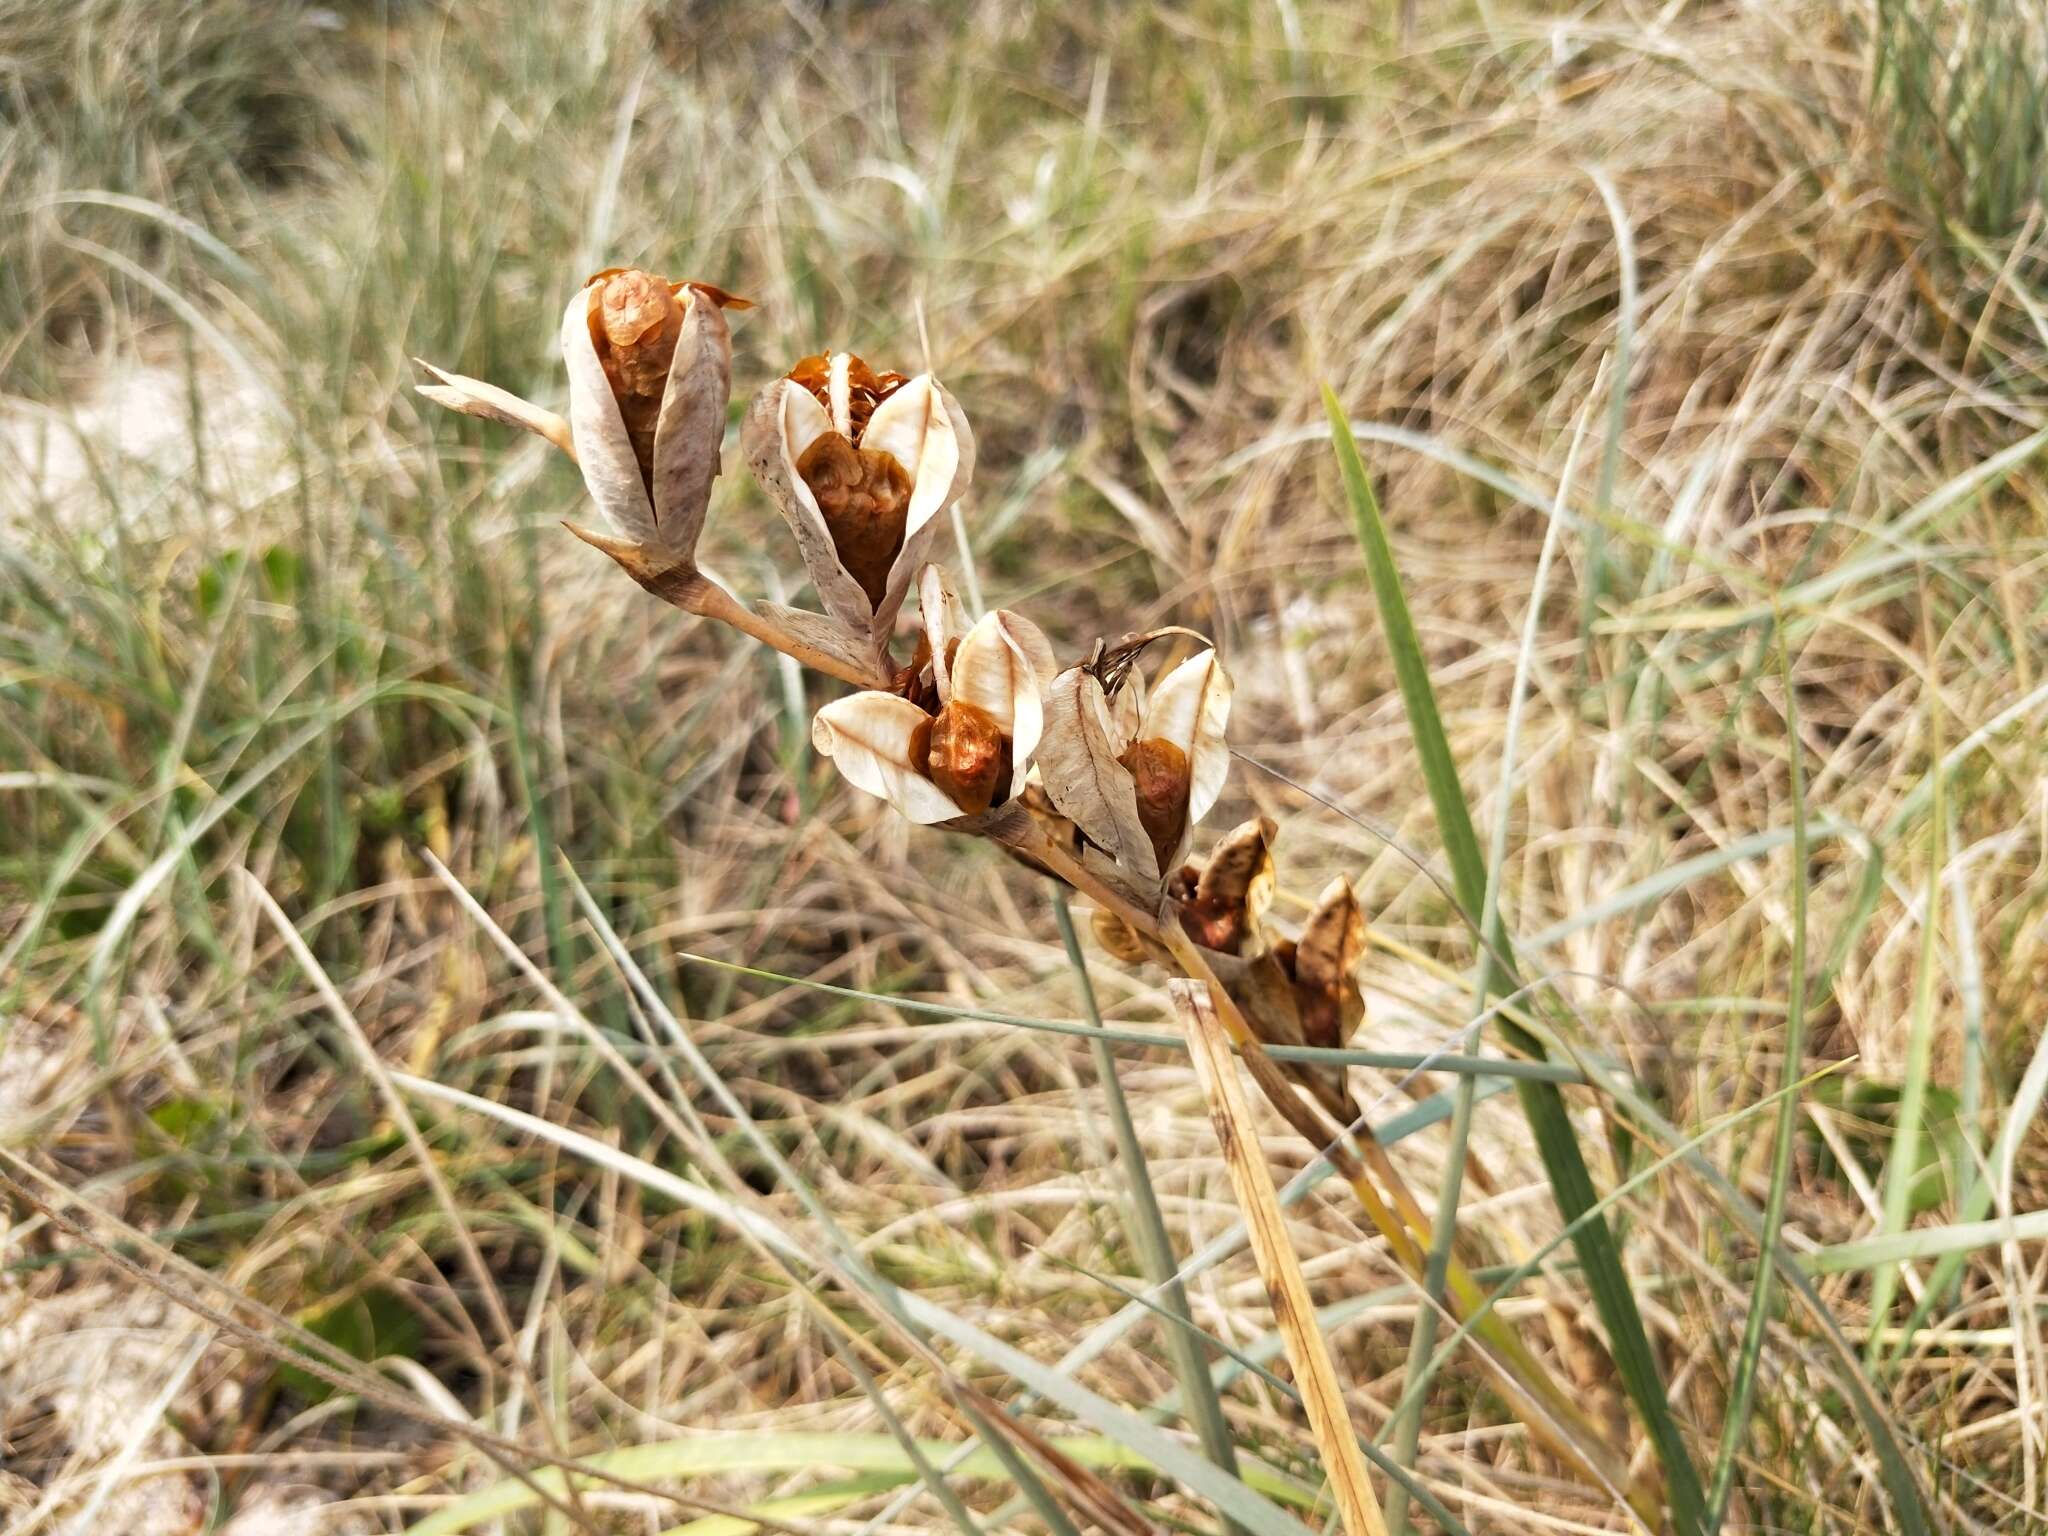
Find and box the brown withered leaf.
[1177,816,1276,955]
[1293,875,1368,1051]
[1038,668,1160,889]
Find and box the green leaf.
[1323,387,1708,1536]
[403,1432,1289,1536]
[281,1288,422,1404]
[1705,627,1811,1529]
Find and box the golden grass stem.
[1174,979,1391,1536]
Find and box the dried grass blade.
[1173,980,1389,1536]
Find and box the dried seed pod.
[415,267,740,572]
[1291,876,1368,1051]
[792,429,912,606]
[1175,816,1277,954]
[586,268,685,495]
[744,355,974,657]
[1038,645,1233,893]
[811,567,1053,826]
[923,697,1009,815]
[1091,907,1151,964]
[1119,736,1191,876]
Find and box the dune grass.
[4,1,2047,1532]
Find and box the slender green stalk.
[1325,389,1708,1536]
[1386,391,1583,1536]
[1704,622,1810,1528]
[1866,623,1945,1349]
[1052,891,1247,1535]
[1380,1076,1471,1536]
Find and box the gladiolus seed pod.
[1037,645,1232,894]
[811,566,1053,826]
[744,353,974,659]
[416,268,741,572]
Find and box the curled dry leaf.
[1173,816,1276,954]
[1085,624,1214,697]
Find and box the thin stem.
[679,571,889,688]
[1052,891,1248,1536]
[1382,1074,1471,1536]
[563,521,891,689]
[1703,621,1810,1529]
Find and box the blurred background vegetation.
[3,1,2046,1532]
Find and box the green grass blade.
[1324,387,1708,1536]
[1051,891,1247,1532]
[398,1068,1319,1536]
[1528,1018,1939,1531]
[1894,990,2048,1345]
[1806,1207,2048,1272]
[1579,169,1635,669]
[1388,400,1584,1535]
[657,1472,907,1536]
[1704,623,1811,1528]
[399,1430,1264,1536]
[1866,681,1945,1348]
[664,951,1587,1081]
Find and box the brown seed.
[586,269,684,496]
[795,431,913,609]
[787,351,910,443]
[925,698,1009,815]
[1120,736,1192,874]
